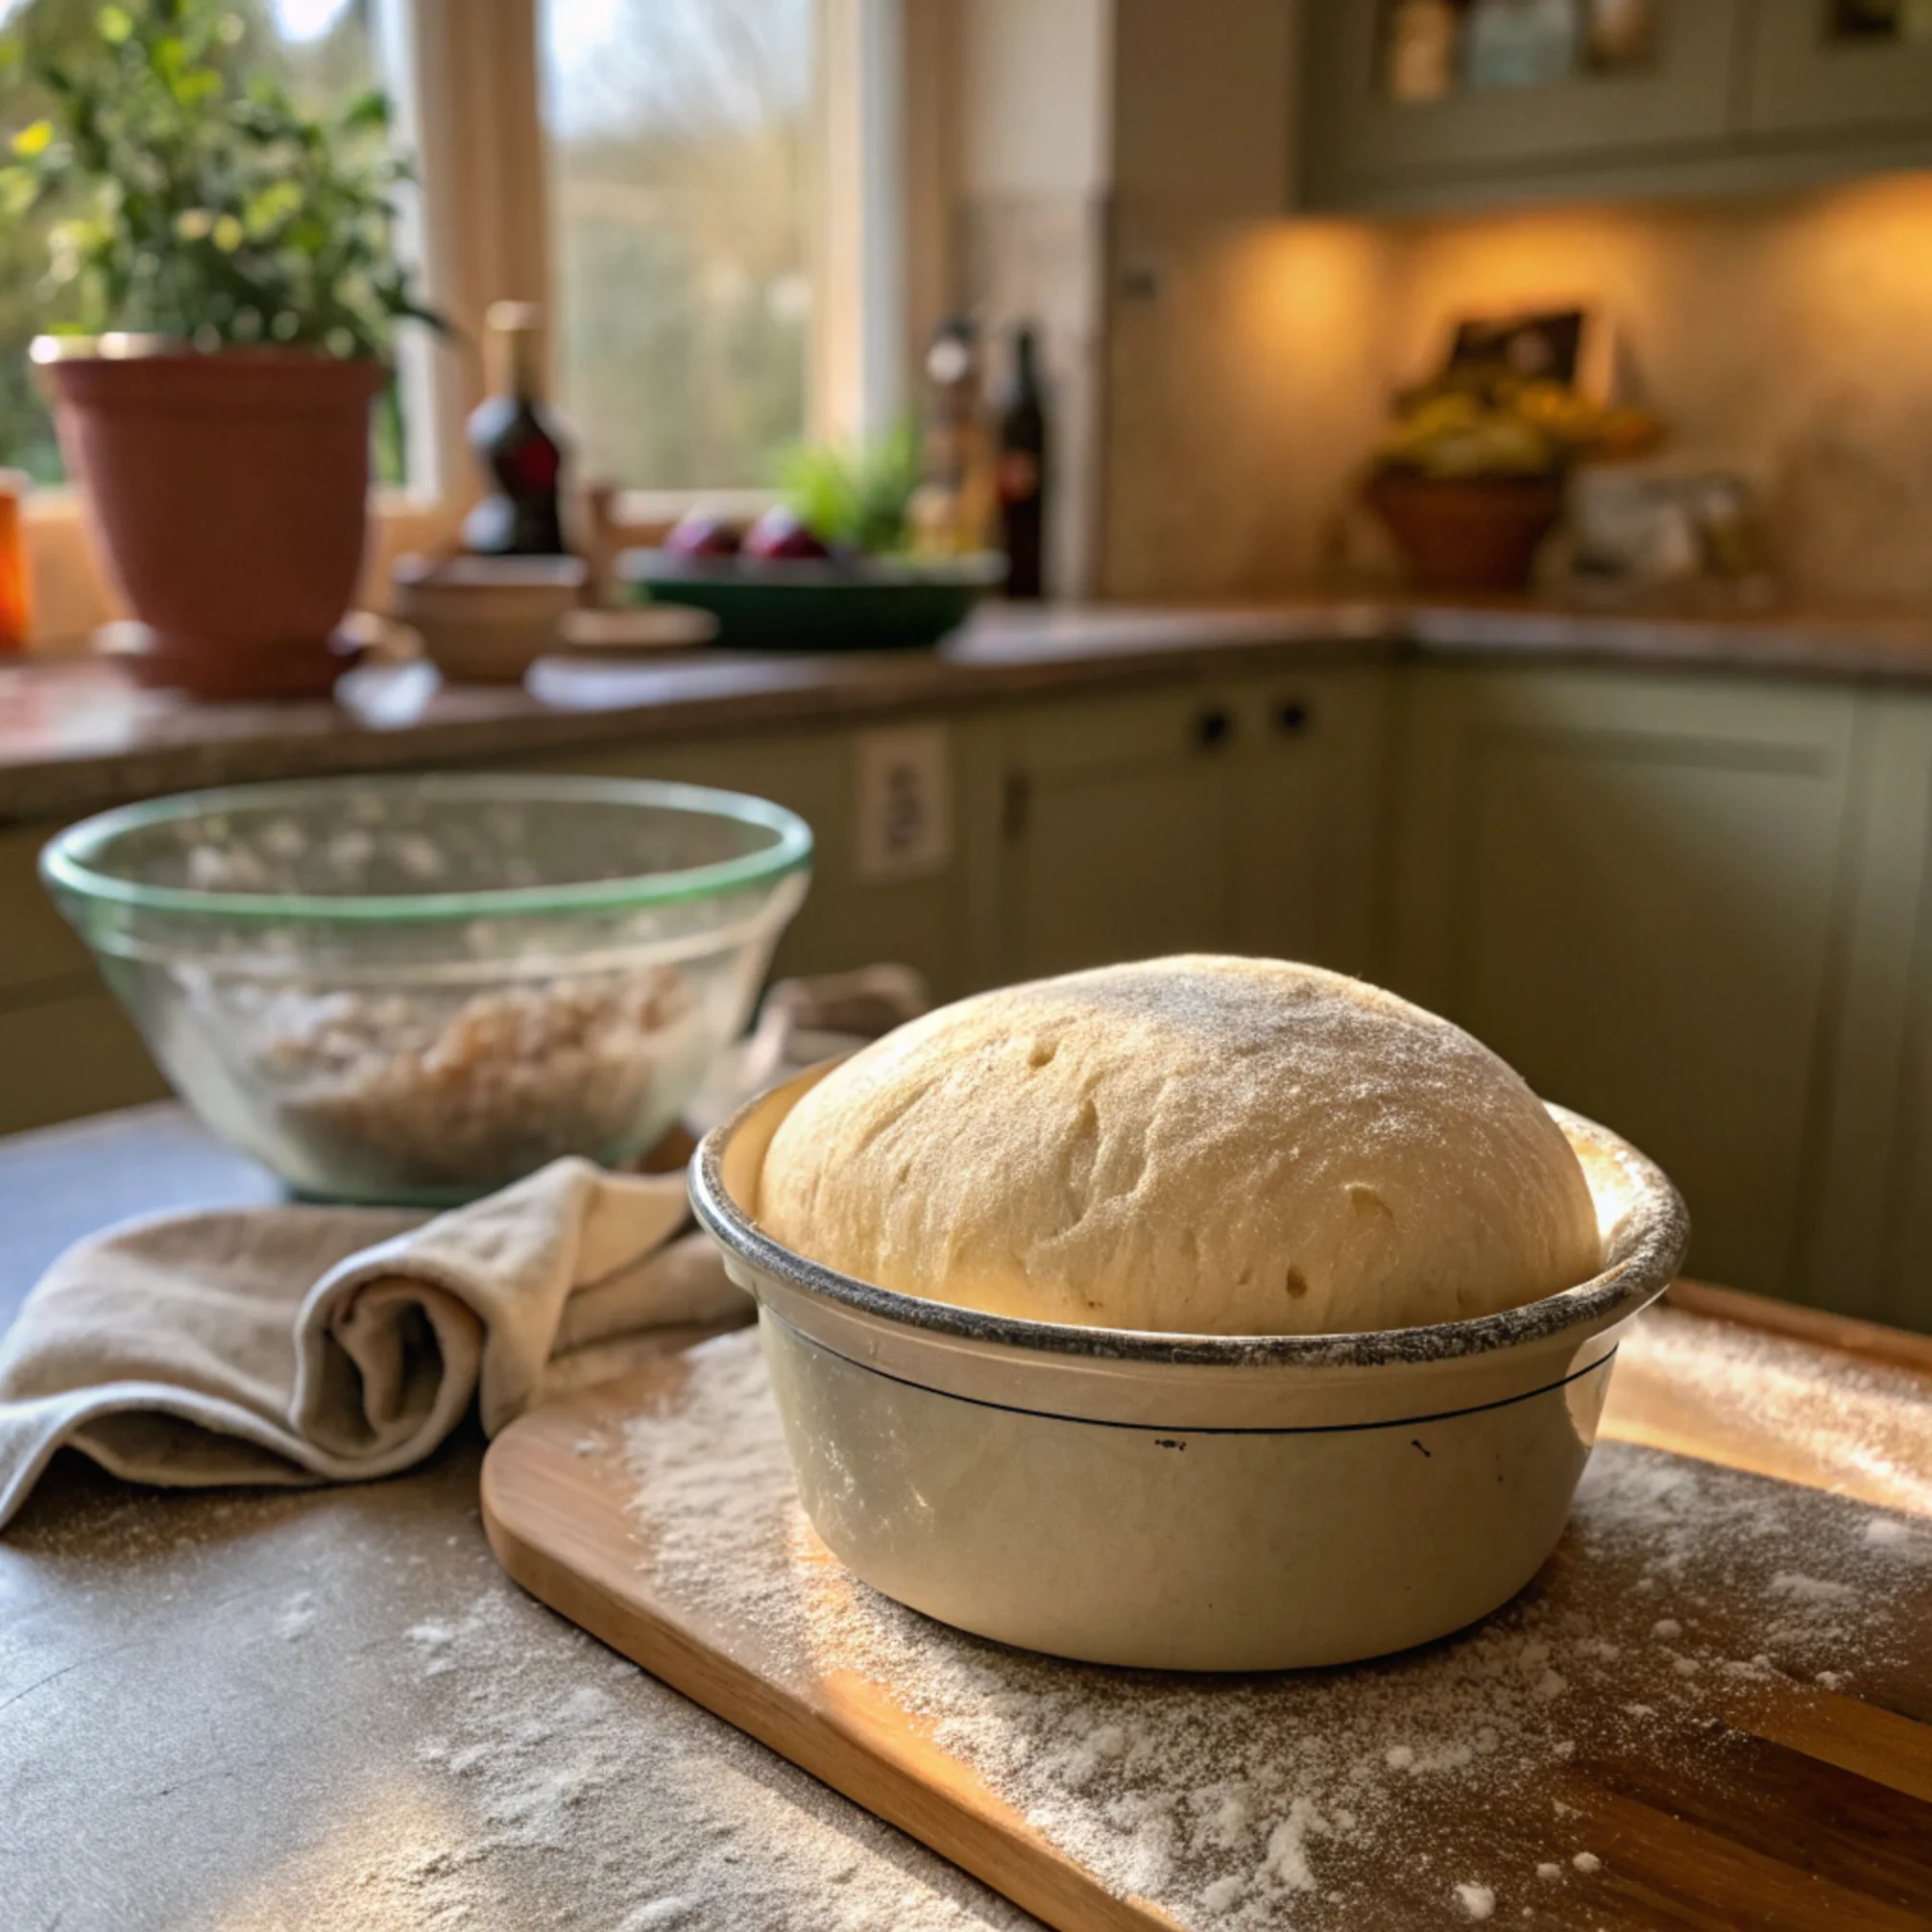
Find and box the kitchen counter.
[0,1104,1040,1932]
[8,595,1932,823]
[4,1107,1930,1932]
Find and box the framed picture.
[1441,306,1614,399]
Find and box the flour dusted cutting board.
[481,1296,1932,1931]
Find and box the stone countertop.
[7,595,1932,824]
[0,1103,1041,1932]
[6,1111,1931,1932]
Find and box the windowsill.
[15,483,780,653]
[24,484,450,524]
[18,486,465,653]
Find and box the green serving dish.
[619,550,1005,652]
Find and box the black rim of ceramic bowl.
[40,773,814,925]
[689,1091,1690,1370]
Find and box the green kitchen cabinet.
[1383,665,1862,1303]
[0,987,168,1137]
[523,724,967,1000]
[1301,0,1743,210]
[1800,689,1932,1334]
[1746,1,1932,141]
[970,671,1393,989]
[0,821,168,1135]
[969,686,1240,985]
[1298,0,1932,215]
[1229,670,1393,979]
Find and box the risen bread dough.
[757,955,1603,1337]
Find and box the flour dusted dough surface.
[756,955,1603,1337]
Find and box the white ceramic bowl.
[690,1064,1689,1672]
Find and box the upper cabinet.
[1300,0,1932,215]
[1749,0,1932,138]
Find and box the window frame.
[15,0,930,649]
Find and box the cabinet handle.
[1195,707,1235,752]
[1275,699,1313,737]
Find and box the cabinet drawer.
[1007,685,1231,776]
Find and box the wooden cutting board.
[482,1292,1932,1932]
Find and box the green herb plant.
[776,419,922,555]
[0,0,438,359]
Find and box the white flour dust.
[621,1328,1927,1932]
[363,1584,1034,1932]
[1617,1307,1932,1514]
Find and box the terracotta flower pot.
[1364,468,1566,595]
[39,343,388,698]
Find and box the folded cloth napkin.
[0,1159,746,1534]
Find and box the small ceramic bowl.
[689,1064,1689,1671]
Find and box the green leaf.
[0,166,36,216]
[97,6,133,46]
[243,180,302,237]
[337,88,390,134]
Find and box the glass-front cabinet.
[1301,0,1932,211]
[1749,0,1932,136]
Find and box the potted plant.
[0,0,439,697]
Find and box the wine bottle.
[463,301,568,556]
[996,324,1048,599]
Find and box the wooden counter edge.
[1665,1279,1932,1380]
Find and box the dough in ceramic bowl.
[756,954,1603,1338]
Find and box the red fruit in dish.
[743,507,832,561]
[665,511,742,558]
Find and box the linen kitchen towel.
[0,960,931,1533]
[0,1158,746,1533]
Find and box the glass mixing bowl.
[42,774,812,1205]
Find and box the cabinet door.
[518,727,966,999]
[1387,667,1860,1301]
[0,821,169,1133]
[1804,691,1932,1334]
[0,989,169,1137]
[986,688,1240,984]
[1747,0,1932,137]
[1301,0,1744,208]
[1230,669,1393,979]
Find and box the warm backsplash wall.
[1099,172,1932,610]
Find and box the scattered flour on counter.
[1863,1516,1918,1550]
[275,1589,319,1641]
[377,1583,1029,1931]
[616,1328,1927,1932]
[1769,1572,1856,1606]
[1616,1307,1932,1515]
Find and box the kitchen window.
[542,0,815,493]
[0,0,906,643]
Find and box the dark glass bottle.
[463,301,568,556]
[995,325,1048,599]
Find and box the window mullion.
[400,0,552,506]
